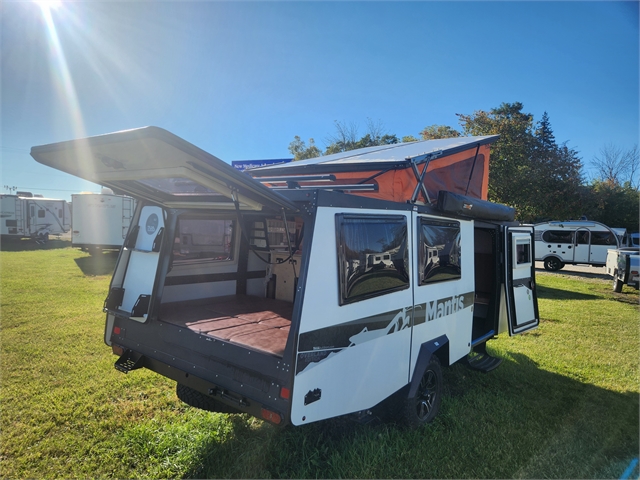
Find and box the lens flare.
[38,0,91,173]
[36,0,61,12]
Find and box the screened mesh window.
[542,230,573,244]
[336,214,409,305]
[173,217,234,262]
[591,231,616,245]
[137,178,219,196]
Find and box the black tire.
[613,275,623,293]
[176,383,240,414]
[399,355,443,427]
[543,257,563,271]
[35,233,49,245]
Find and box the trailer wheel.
[543,257,563,271]
[176,383,240,414]
[35,233,49,245]
[400,355,442,427]
[613,273,623,293]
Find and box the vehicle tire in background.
[613,273,624,293]
[543,257,564,271]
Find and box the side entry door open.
[504,226,539,335]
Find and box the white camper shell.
[71,192,136,253]
[534,221,620,271]
[31,127,540,427]
[0,193,71,241]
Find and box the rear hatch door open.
[31,126,297,213]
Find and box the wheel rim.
[547,258,560,270]
[415,369,437,420]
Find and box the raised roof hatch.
[247,135,499,203]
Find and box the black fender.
[407,335,449,398]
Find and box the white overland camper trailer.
[71,191,136,253]
[0,193,71,241]
[31,127,539,427]
[534,221,620,271]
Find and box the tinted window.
[38,210,45,218]
[336,214,409,305]
[419,219,461,284]
[576,230,589,244]
[173,217,234,262]
[542,230,573,243]
[591,231,616,246]
[516,242,531,265]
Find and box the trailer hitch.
[208,387,250,408]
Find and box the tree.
[419,124,461,140]
[457,102,536,219]
[581,181,640,232]
[288,136,322,161]
[591,143,639,188]
[323,119,399,155]
[457,103,584,222]
[528,112,583,221]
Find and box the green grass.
[1,246,638,478]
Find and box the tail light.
[261,408,282,425]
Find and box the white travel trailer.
[534,221,620,271]
[31,127,539,427]
[71,191,136,253]
[0,193,71,241]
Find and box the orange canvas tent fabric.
[248,136,497,204]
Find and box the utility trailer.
[0,193,70,241]
[606,247,640,292]
[71,191,136,253]
[31,127,539,427]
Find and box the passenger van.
[31,127,539,427]
[534,221,620,271]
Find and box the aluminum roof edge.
[248,135,500,177]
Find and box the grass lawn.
[1,242,638,478]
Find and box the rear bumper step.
[114,350,144,373]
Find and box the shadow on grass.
[176,352,638,479]
[0,237,72,251]
[74,251,119,276]
[536,283,599,301]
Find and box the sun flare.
[35,0,61,12]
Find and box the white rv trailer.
[31,127,539,427]
[534,220,620,271]
[71,191,136,253]
[0,193,71,241]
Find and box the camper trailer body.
[31,127,540,427]
[0,194,71,240]
[71,192,136,252]
[534,220,620,271]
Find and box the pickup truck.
[606,247,640,292]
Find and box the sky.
[1,1,638,202]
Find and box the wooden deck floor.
[159,295,293,357]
